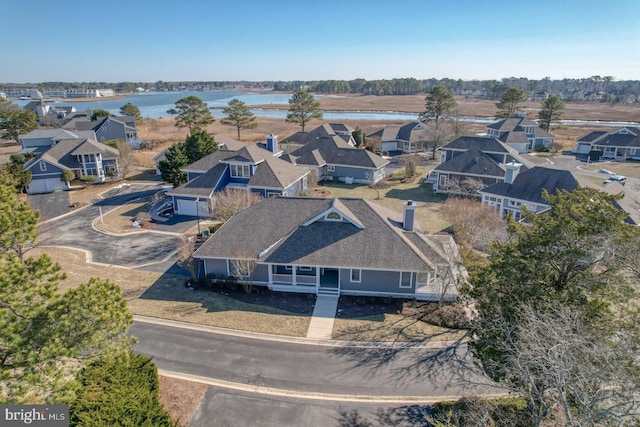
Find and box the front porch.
[268,265,339,296]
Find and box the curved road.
[36,183,182,268]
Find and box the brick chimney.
[504,162,522,184]
[403,200,417,231]
[266,134,278,154]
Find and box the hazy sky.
[1,0,639,83]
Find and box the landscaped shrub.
[79,175,98,183]
[424,303,470,329]
[70,352,176,426]
[10,153,26,164]
[430,397,531,426]
[534,143,549,152]
[60,169,75,183]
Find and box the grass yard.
[332,314,466,342]
[27,246,312,337]
[94,197,154,234]
[158,375,208,427]
[581,161,640,179]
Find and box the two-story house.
[63,115,142,148]
[485,115,554,153]
[169,135,309,217]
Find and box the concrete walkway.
[306,295,339,339]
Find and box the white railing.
[272,274,293,284]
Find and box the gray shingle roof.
[366,122,429,143]
[193,197,454,272]
[25,138,119,171]
[433,148,509,177]
[440,136,513,153]
[170,164,225,197]
[212,133,245,151]
[487,117,554,139]
[280,124,354,146]
[287,136,388,169]
[479,167,578,204]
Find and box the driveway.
[27,191,71,221]
[36,183,182,268]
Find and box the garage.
[27,178,68,194]
[381,141,398,152]
[176,199,210,217]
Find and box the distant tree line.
[3,76,640,101]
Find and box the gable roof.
[440,136,514,153]
[366,121,429,142]
[487,117,554,139]
[25,138,119,171]
[585,127,640,148]
[286,135,388,169]
[433,148,511,177]
[280,123,354,147]
[479,166,578,204]
[19,128,95,142]
[211,133,245,151]
[193,197,455,272]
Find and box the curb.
[159,369,509,404]
[133,315,467,349]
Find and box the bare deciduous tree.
[115,139,133,179]
[483,304,640,427]
[177,236,199,281]
[230,253,257,294]
[212,189,263,221]
[440,197,507,252]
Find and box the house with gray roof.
[23,100,75,125]
[279,124,355,152]
[280,135,389,184]
[169,135,309,217]
[485,115,554,153]
[63,115,142,148]
[193,197,465,301]
[23,138,120,194]
[427,136,533,195]
[573,127,640,161]
[366,121,431,154]
[479,165,640,225]
[19,128,97,151]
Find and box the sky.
[1,0,639,83]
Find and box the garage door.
[176,199,209,217]
[27,178,67,194]
[381,142,397,152]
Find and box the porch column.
[292,267,297,286]
[267,264,272,285]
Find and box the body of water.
[13,90,638,127]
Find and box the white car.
[604,175,626,185]
[597,169,615,175]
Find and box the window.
[400,272,412,288]
[284,265,292,271]
[230,164,251,178]
[325,211,341,221]
[227,260,249,278]
[327,165,335,172]
[298,266,313,272]
[416,272,429,285]
[439,175,448,188]
[631,148,637,155]
[350,269,361,283]
[39,161,47,171]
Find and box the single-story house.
[23,138,120,194]
[169,135,309,217]
[427,136,532,195]
[193,197,466,301]
[485,115,555,153]
[63,115,142,148]
[573,127,640,161]
[279,135,389,184]
[366,122,431,154]
[279,124,355,152]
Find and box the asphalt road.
[35,183,183,268]
[190,386,434,427]
[131,320,497,400]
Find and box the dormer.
[302,199,364,229]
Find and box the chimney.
[266,134,278,154]
[504,162,522,184]
[403,200,417,231]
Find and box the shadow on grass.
[385,182,447,203]
[138,264,316,317]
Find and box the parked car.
[604,175,626,185]
[597,169,615,175]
